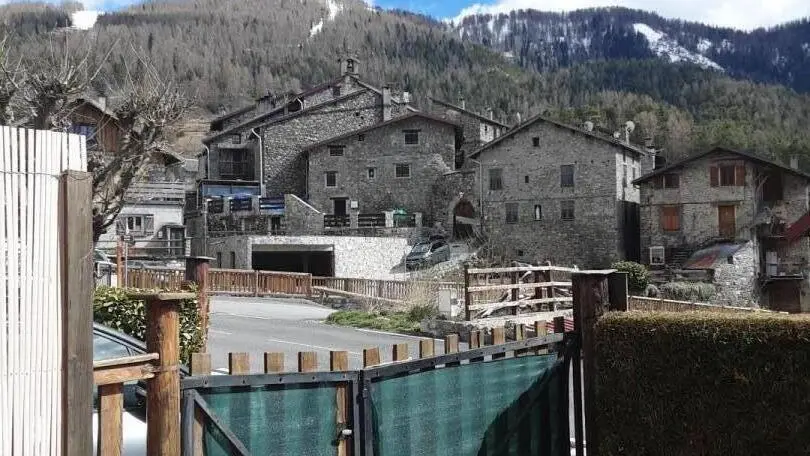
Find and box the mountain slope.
[2,1,810,164]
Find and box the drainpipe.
[467,158,485,233]
[250,127,264,195]
[202,144,210,180]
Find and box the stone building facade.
[303,113,461,224]
[469,114,645,268]
[634,147,810,311]
[428,97,509,163]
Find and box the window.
[367,167,376,179]
[328,145,345,157]
[484,125,489,132]
[534,205,542,221]
[489,168,503,191]
[403,130,420,145]
[560,165,575,188]
[219,149,253,180]
[661,206,681,231]
[325,171,337,187]
[332,86,341,97]
[124,215,154,236]
[649,246,665,265]
[710,164,745,187]
[524,175,529,184]
[71,124,98,149]
[560,200,575,221]
[506,203,519,224]
[346,59,355,73]
[395,164,410,178]
[230,252,236,268]
[216,252,222,268]
[532,137,540,147]
[358,134,365,142]
[517,250,525,257]
[231,134,241,144]
[664,173,679,188]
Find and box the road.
[208,296,466,372]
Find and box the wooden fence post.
[137,291,195,456]
[61,170,94,456]
[330,351,350,456]
[185,256,212,351]
[572,271,611,456]
[608,272,629,311]
[464,264,471,320]
[190,353,211,456]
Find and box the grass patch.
[325,305,437,335]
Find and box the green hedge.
[595,311,810,456]
[93,286,205,365]
[611,261,650,292]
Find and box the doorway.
[453,199,476,239]
[718,205,736,238]
[332,198,348,216]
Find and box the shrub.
[611,261,650,292]
[659,281,716,302]
[595,311,810,455]
[93,286,204,365]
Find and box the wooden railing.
[312,276,463,302]
[208,268,313,296]
[464,264,578,320]
[126,267,186,291]
[628,296,778,313]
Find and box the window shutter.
[735,165,746,186]
[653,176,663,189]
[144,216,155,235]
[710,166,719,187]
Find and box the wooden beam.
[298,352,317,372]
[392,343,409,362]
[93,363,156,386]
[228,353,250,374]
[492,327,506,359]
[363,348,381,368]
[534,321,548,355]
[61,170,94,456]
[467,281,572,293]
[264,352,284,373]
[189,353,211,456]
[185,257,212,351]
[96,383,123,456]
[419,339,435,358]
[468,265,579,274]
[330,351,350,456]
[467,296,573,311]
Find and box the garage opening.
[252,244,335,276]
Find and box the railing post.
[137,291,196,456]
[572,270,612,456]
[185,256,212,351]
[254,270,260,297]
[464,264,471,321]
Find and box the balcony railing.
[324,214,351,228]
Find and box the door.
[333,198,347,216]
[718,205,736,238]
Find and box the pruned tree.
[0,35,190,242]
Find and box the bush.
[93,286,205,365]
[611,261,650,292]
[326,305,436,335]
[595,312,810,455]
[660,281,716,302]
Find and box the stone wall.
[713,240,759,307]
[284,194,324,234]
[434,169,479,234]
[261,90,384,197]
[306,116,456,224]
[428,102,505,153]
[476,120,642,268]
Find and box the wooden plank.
[190,353,211,456]
[145,297,183,456]
[419,339,435,358]
[312,286,405,305]
[467,281,571,293]
[229,353,250,374]
[492,327,506,359]
[514,324,527,356]
[61,169,94,456]
[469,330,484,363]
[444,334,460,367]
[363,348,381,368]
[464,265,471,320]
[392,343,409,362]
[97,383,123,456]
[467,296,573,311]
[534,321,548,355]
[93,364,156,386]
[331,351,350,456]
[93,353,159,369]
[298,352,317,372]
[553,316,566,334]
[572,272,610,456]
[264,353,284,373]
[468,265,579,274]
[185,258,211,351]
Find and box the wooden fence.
[126,267,187,291]
[464,264,578,320]
[208,268,313,296]
[628,295,778,313]
[312,276,463,303]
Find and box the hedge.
[93,286,205,365]
[611,261,650,292]
[594,311,810,456]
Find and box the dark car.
[406,238,451,270]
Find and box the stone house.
[428,96,509,164]
[468,114,646,268]
[301,112,462,225]
[633,147,810,312]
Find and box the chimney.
[459,96,466,110]
[515,112,522,125]
[97,96,107,112]
[382,85,392,121]
[790,155,799,170]
[486,108,494,120]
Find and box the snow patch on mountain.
[803,43,810,56]
[697,38,713,53]
[70,10,100,30]
[633,23,723,71]
[309,0,343,37]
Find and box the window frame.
[219,148,253,180]
[489,168,503,191]
[560,200,575,221]
[663,173,680,188]
[325,171,337,188]
[71,123,98,149]
[560,165,575,188]
[332,85,341,97]
[367,167,376,179]
[649,246,665,266]
[532,137,540,147]
[660,205,681,232]
[395,164,411,178]
[534,204,542,221]
[505,202,519,224]
[328,145,345,157]
[403,129,420,145]
[123,214,155,237]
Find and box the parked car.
[92,323,191,456]
[405,238,451,270]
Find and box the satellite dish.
[583,121,594,132]
[625,120,635,133]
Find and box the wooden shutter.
[710,166,719,187]
[735,165,746,186]
[661,206,680,231]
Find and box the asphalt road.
[208,296,467,372]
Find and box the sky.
[10,0,810,31]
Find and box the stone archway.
[449,198,477,239]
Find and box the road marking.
[353,327,445,342]
[209,329,231,335]
[213,367,229,374]
[265,337,362,356]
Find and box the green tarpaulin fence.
[368,354,569,456]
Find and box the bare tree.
[0,36,189,242]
